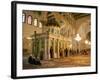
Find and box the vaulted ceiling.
[71,13,90,20]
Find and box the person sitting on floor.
[28,55,41,65]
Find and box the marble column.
[63,41,65,57]
[53,39,57,58]
[54,39,57,58]
[44,38,48,60]
[57,40,60,58]
[38,39,41,59]
[62,41,64,57]
[47,38,50,59]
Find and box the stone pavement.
[23,55,90,69]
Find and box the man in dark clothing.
[28,56,41,65]
[65,48,68,57]
[50,46,53,58]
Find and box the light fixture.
[85,40,88,44]
[85,40,91,45]
[26,37,32,40]
[74,34,81,42]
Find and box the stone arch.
[86,31,91,41]
[77,20,91,39]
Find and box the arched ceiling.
[71,13,90,20]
